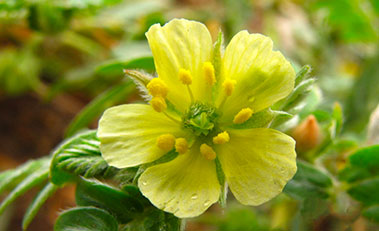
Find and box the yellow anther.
[156,134,175,152]
[222,79,236,96]
[175,138,188,154]
[203,62,216,86]
[147,78,168,98]
[200,143,216,160]
[150,97,167,112]
[213,131,230,144]
[178,68,192,85]
[233,108,253,124]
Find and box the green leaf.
[284,161,332,200]
[96,56,155,76]
[50,130,111,186]
[295,161,332,188]
[76,178,143,224]
[347,177,379,205]
[54,207,118,231]
[284,180,329,200]
[22,182,58,230]
[61,31,104,57]
[123,209,181,231]
[349,145,379,170]
[332,102,343,135]
[0,162,50,215]
[362,205,379,223]
[312,0,377,42]
[65,81,135,137]
[339,145,379,182]
[0,158,49,194]
[345,55,379,132]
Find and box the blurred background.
[0,0,378,230]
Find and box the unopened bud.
[292,115,320,152]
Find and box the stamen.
[178,68,194,102]
[150,97,167,112]
[175,138,188,154]
[203,62,216,86]
[200,143,216,160]
[178,68,193,85]
[186,85,194,102]
[156,134,176,152]
[147,78,168,98]
[213,131,230,144]
[233,108,253,124]
[222,79,236,96]
[218,79,236,110]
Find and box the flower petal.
[138,145,220,218]
[220,31,295,123]
[97,104,184,168]
[146,19,213,111]
[216,128,297,205]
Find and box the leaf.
[75,178,143,224]
[312,0,377,42]
[0,161,50,215]
[96,56,155,76]
[54,207,118,231]
[362,205,379,223]
[61,31,104,57]
[332,102,343,135]
[50,130,111,186]
[123,209,181,231]
[0,158,49,195]
[284,161,332,200]
[347,177,379,205]
[345,55,379,132]
[349,145,379,170]
[22,182,58,230]
[338,145,379,182]
[64,81,135,137]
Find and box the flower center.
[182,102,218,136]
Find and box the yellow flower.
[97,19,297,218]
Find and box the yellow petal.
[219,31,295,124]
[138,145,220,218]
[215,128,297,205]
[146,19,213,111]
[97,104,184,168]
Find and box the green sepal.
[215,157,227,207]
